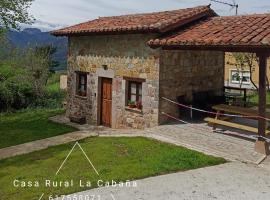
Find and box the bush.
[29,88,66,109]
[0,64,66,111]
[0,65,34,111]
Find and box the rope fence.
[161,97,270,142]
[161,111,270,142]
[162,97,270,122]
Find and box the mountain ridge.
[7,28,68,71]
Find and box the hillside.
[7,28,67,71]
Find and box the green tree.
[0,0,34,30]
[36,45,60,73]
[0,0,34,53]
[0,45,55,111]
[11,46,51,97]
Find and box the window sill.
[125,106,143,114]
[75,95,87,100]
[231,82,251,85]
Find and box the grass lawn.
[249,92,270,107]
[46,73,61,93]
[46,81,60,93]
[0,137,226,200]
[0,109,77,148]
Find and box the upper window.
[231,70,251,85]
[127,81,142,109]
[76,72,87,96]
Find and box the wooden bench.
[212,104,270,119]
[205,117,270,135]
[205,104,270,135]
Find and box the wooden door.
[101,78,112,127]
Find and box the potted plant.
[136,101,142,110]
[128,100,136,108]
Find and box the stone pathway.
[144,124,266,164]
[98,123,266,164]
[56,162,270,200]
[0,115,142,160]
[0,114,267,165]
[0,131,97,160]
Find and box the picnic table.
[205,104,270,135]
[224,86,248,107]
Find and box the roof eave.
[148,43,270,53]
[157,44,270,53]
[51,28,159,37]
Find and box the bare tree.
[232,52,259,91]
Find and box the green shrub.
[29,88,66,109]
[0,65,34,111]
[0,64,66,111]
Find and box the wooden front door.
[101,78,112,127]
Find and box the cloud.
[27,0,270,31]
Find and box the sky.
[26,0,270,31]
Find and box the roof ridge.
[98,5,210,19]
[51,5,215,36]
[212,13,270,18]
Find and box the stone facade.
[67,34,160,129]
[159,50,225,124]
[66,34,225,129]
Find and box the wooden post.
[255,53,270,155]
[258,53,267,137]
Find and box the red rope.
[162,97,270,122]
[161,112,213,133]
[162,112,270,142]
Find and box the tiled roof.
[148,14,270,48]
[52,5,216,36]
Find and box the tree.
[0,45,63,111]
[23,47,50,97]
[7,46,51,98]
[0,0,34,31]
[232,52,259,90]
[36,45,60,73]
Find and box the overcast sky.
[27,0,270,31]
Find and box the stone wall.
[60,74,67,90]
[159,50,225,124]
[67,34,160,129]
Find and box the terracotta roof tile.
[52,5,216,36]
[148,14,270,48]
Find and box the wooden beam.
[257,53,268,137]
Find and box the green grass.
[0,137,226,200]
[0,109,77,148]
[46,73,61,93]
[249,92,270,107]
[46,82,60,93]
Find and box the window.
[76,72,87,96]
[127,81,142,109]
[230,70,251,85]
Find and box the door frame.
[99,77,113,127]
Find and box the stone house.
[52,5,225,129]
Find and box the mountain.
[7,28,68,71]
